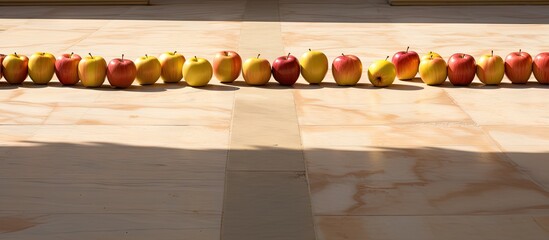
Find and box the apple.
[0,54,6,80]
[505,49,532,84]
[392,46,419,80]
[368,56,396,87]
[28,52,56,84]
[421,51,442,61]
[242,54,271,86]
[135,54,161,85]
[159,51,185,83]
[476,50,504,85]
[107,54,136,89]
[213,51,241,83]
[78,53,107,88]
[2,52,28,84]
[272,53,300,86]
[447,53,476,86]
[332,53,362,86]
[183,56,213,87]
[419,54,447,85]
[533,52,549,84]
[55,52,82,85]
[300,49,328,84]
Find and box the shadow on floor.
[0,0,548,24]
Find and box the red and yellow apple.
[183,56,213,87]
[0,54,6,80]
[159,51,185,83]
[533,52,549,84]
[78,53,107,88]
[476,50,504,85]
[55,53,82,85]
[332,54,362,86]
[135,54,161,85]
[448,53,476,86]
[392,47,419,80]
[300,49,328,84]
[213,51,241,83]
[2,52,28,84]
[28,52,55,84]
[505,49,532,84]
[419,55,447,85]
[272,53,300,86]
[421,51,442,61]
[242,54,271,86]
[368,56,396,87]
[107,54,136,88]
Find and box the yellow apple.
[367,56,396,87]
[159,51,185,83]
[28,52,56,84]
[78,53,107,88]
[477,51,504,85]
[2,52,29,84]
[421,51,442,61]
[242,54,271,86]
[135,54,161,85]
[183,56,213,87]
[419,55,447,85]
[300,49,328,84]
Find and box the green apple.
[367,56,396,87]
[28,52,56,84]
[300,49,328,84]
[477,50,504,85]
[159,51,185,83]
[78,53,107,87]
[419,55,447,85]
[2,52,29,84]
[183,56,213,87]
[242,54,271,86]
[135,54,161,85]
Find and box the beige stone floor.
[1,0,549,239]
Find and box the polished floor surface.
[1,0,549,239]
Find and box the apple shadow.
[0,82,20,90]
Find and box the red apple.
[392,46,419,80]
[107,54,136,89]
[505,49,532,84]
[272,53,300,86]
[447,53,476,86]
[332,54,362,86]
[55,52,82,85]
[533,52,549,84]
[0,54,6,80]
[2,52,29,84]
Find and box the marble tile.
[301,124,495,147]
[0,213,220,240]
[315,215,549,240]
[0,102,54,125]
[43,102,231,126]
[484,126,549,146]
[297,102,471,126]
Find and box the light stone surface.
[1,0,549,239]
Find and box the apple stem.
[145,54,148,58]
[257,54,260,59]
[491,50,493,57]
[174,51,177,54]
[519,49,521,54]
[406,46,409,53]
[122,54,124,61]
[287,53,291,59]
[194,56,197,60]
[430,54,433,59]
[89,53,93,58]
[341,53,344,56]
[14,52,17,57]
[309,48,311,51]
[70,52,73,57]
[385,56,389,61]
